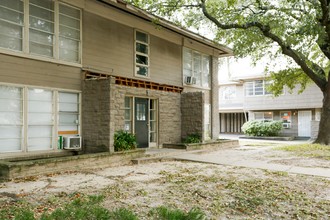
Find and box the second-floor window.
[0,0,81,63]
[183,47,210,88]
[245,80,272,96]
[222,85,237,100]
[135,30,149,77]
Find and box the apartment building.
[0,0,232,159]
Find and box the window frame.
[183,47,211,89]
[134,30,150,78]
[0,82,81,154]
[254,112,273,121]
[222,85,237,100]
[245,80,272,96]
[280,111,292,129]
[124,96,133,133]
[0,0,82,67]
[149,99,158,147]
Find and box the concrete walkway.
[152,138,330,179]
[173,149,330,178]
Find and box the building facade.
[219,75,323,138]
[0,0,232,159]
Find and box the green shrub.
[183,134,201,144]
[114,130,137,151]
[242,120,282,137]
[149,206,206,220]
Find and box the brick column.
[82,79,111,153]
[181,92,204,140]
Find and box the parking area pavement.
[172,137,330,178]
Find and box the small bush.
[114,130,137,151]
[242,120,282,137]
[183,134,201,144]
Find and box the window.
[245,80,272,96]
[0,85,23,152]
[280,111,291,128]
[0,84,80,153]
[222,86,236,100]
[183,47,210,88]
[27,88,53,151]
[149,99,157,144]
[254,112,273,121]
[0,0,81,63]
[58,92,79,134]
[204,104,211,140]
[135,31,149,77]
[124,97,132,132]
[280,111,291,123]
[0,0,24,51]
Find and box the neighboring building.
[219,73,323,138]
[0,0,232,159]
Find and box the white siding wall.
[219,84,244,112]
[243,84,323,110]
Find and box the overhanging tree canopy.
[127,0,330,144]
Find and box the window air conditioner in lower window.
[282,123,291,129]
[63,136,82,150]
[184,76,196,85]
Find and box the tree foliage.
[127,0,330,144]
[127,0,330,95]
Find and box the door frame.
[130,96,158,148]
[298,110,312,137]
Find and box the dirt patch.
[1,160,329,219]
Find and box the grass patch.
[275,144,330,160]
[221,178,330,218]
[149,206,206,220]
[0,193,206,220]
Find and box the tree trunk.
[315,88,330,145]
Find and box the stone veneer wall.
[181,92,204,140]
[83,78,182,152]
[82,79,111,153]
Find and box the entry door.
[298,111,312,137]
[135,98,149,148]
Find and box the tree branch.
[200,0,327,91]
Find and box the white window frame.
[149,99,158,147]
[254,112,273,121]
[0,0,82,67]
[134,30,150,78]
[0,83,81,154]
[183,47,211,89]
[280,111,292,123]
[204,104,211,140]
[124,96,133,133]
[222,85,237,100]
[245,80,272,96]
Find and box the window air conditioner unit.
[63,136,82,150]
[185,76,196,85]
[283,123,291,129]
